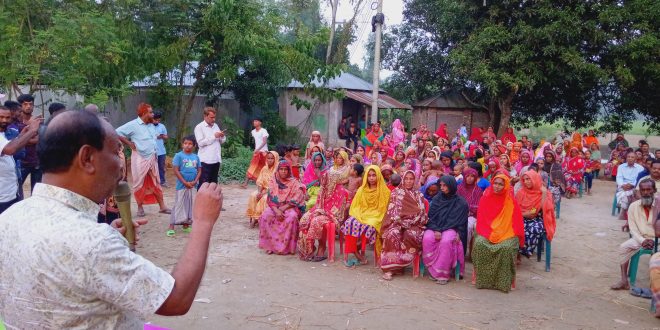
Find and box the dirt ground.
[20,168,655,329]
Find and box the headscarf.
[456,168,483,217]
[390,119,406,146]
[351,153,364,165]
[514,150,533,174]
[368,150,382,166]
[515,171,556,241]
[267,160,306,213]
[543,150,564,184]
[349,165,391,232]
[302,152,326,188]
[501,127,517,144]
[434,123,448,140]
[440,151,454,174]
[427,176,469,253]
[256,151,281,189]
[306,131,325,159]
[469,127,483,142]
[420,176,440,202]
[476,174,524,246]
[510,142,523,164]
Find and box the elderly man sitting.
[611,179,657,290]
[616,151,645,217]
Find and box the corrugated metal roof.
[132,61,199,87]
[345,90,412,110]
[413,90,476,109]
[287,72,384,92]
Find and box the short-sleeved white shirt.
[251,128,269,152]
[0,183,175,329]
[0,132,18,202]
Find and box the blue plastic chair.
[628,238,659,287]
[536,233,551,272]
[611,194,621,216]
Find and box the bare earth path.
[110,175,658,329]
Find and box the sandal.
[166,230,175,237]
[312,256,327,262]
[182,226,192,233]
[630,287,653,299]
[159,209,172,214]
[137,209,146,217]
[436,279,449,285]
[344,259,359,267]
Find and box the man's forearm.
[2,130,36,156]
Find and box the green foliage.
[220,116,246,159]
[260,111,305,148]
[219,146,253,184]
[385,0,660,134]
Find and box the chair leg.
[339,232,344,256]
[537,235,544,263]
[326,222,335,263]
[629,251,641,287]
[545,238,551,272]
[419,258,425,277]
[455,260,460,281]
[413,254,420,278]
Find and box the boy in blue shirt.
[167,135,201,237]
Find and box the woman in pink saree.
[259,161,306,255]
[389,119,406,146]
[380,171,428,280]
[422,176,469,284]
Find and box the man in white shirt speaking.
[194,107,226,186]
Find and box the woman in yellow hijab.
[341,165,390,265]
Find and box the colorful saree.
[473,174,524,292]
[130,152,163,205]
[562,148,585,194]
[423,176,469,281]
[380,171,429,272]
[302,152,326,210]
[246,151,280,220]
[258,161,306,255]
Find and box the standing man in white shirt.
[0,106,41,214]
[153,111,169,188]
[242,117,269,188]
[194,107,226,186]
[616,151,645,215]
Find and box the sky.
[322,0,405,77]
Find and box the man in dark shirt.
[17,94,41,193]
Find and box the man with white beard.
[611,179,658,290]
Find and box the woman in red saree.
[482,127,497,142]
[468,127,483,142]
[433,123,448,140]
[500,127,517,144]
[258,161,306,255]
[297,170,348,261]
[362,123,385,156]
[380,170,428,280]
[562,147,585,198]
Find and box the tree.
[385,0,659,134]
[0,1,139,106]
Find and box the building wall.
[278,89,344,146]
[104,89,240,137]
[412,107,490,138]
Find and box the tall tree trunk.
[176,62,207,144]
[487,98,497,129]
[496,92,515,137]
[325,0,339,64]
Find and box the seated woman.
[298,171,348,261]
[258,161,306,255]
[341,165,390,265]
[472,174,524,293]
[456,168,484,256]
[515,171,556,260]
[380,171,429,280]
[562,147,585,199]
[246,151,279,228]
[303,152,326,211]
[423,176,469,284]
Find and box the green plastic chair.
[628,238,659,287]
[611,194,621,216]
[537,233,551,272]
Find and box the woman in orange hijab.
[515,170,556,258]
[472,174,524,292]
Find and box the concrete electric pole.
[370,0,383,125]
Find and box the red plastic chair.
[343,234,380,266]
